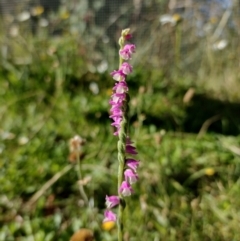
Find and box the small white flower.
[89,82,99,95]
[18,136,29,145]
[39,18,49,27]
[213,39,228,50]
[17,11,30,22]
[97,60,108,73]
[159,14,182,26]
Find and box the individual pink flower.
[126,145,138,155]
[111,70,125,81]
[124,33,132,40]
[124,169,138,184]
[111,117,122,128]
[109,108,123,119]
[110,82,128,106]
[120,62,133,75]
[103,210,117,222]
[105,195,120,208]
[119,44,136,60]
[126,158,140,172]
[109,95,125,106]
[113,80,128,93]
[126,137,138,155]
[119,181,133,196]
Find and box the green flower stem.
[76,154,89,205]
[117,118,126,241]
[119,39,124,68]
[117,95,129,241]
[175,23,182,70]
[117,28,130,241]
[117,38,125,241]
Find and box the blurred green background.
[1,0,240,240]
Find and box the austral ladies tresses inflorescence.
[103,29,140,241]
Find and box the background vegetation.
[1,0,240,240]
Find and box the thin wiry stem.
[117,33,128,241]
[76,154,89,205]
[117,105,128,241]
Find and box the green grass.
[1,23,240,241]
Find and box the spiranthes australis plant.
[103,29,140,241]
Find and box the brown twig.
[197,114,221,139]
[24,164,73,209]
